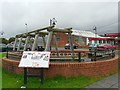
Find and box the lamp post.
[93,26,97,61]
[25,23,28,33]
[50,18,57,26]
[0,31,4,38]
[93,26,97,44]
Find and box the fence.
[7,49,115,62]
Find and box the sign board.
[19,51,50,68]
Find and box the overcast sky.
[0,0,119,38]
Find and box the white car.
[64,43,78,49]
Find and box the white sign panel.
[19,51,50,68]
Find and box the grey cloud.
[1,1,118,38]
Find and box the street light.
[93,26,97,44]
[50,18,57,26]
[93,26,97,61]
[0,31,4,38]
[25,23,28,33]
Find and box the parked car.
[64,43,78,49]
[0,43,13,52]
[97,44,116,50]
[7,42,25,51]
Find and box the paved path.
[85,73,119,88]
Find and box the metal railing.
[88,48,115,61]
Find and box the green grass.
[0,53,6,89]
[0,53,6,59]
[2,69,105,88]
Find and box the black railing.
[88,48,116,61]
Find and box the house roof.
[105,33,120,37]
[72,30,101,38]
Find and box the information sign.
[19,51,50,68]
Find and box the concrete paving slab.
[85,83,103,88]
[85,73,118,88]
[110,83,118,88]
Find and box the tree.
[0,38,8,44]
[8,37,15,43]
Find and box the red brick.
[2,55,118,78]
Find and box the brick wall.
[51,32,69,47]
[50,32,89,47]
[2,56,118,78]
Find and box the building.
[50,30,102,47]
[14,25,118,51]
[50,30,120,47]
[105,33,120,45]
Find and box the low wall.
[2,56,118,78]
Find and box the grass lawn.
[0,53,6,89]
[0,53,6,59]
[2,69,105,88]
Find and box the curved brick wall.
[2,56,118,78]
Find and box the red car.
[97,44,116,50]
